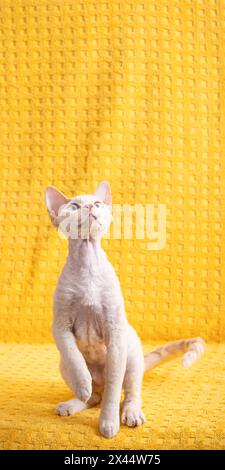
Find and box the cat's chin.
[58,210,109,241]
[72,223,103,241]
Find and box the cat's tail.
[144,337,205,372]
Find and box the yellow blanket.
[0,0,224,449]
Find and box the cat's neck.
[67,237,104,269]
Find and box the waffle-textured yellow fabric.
[1,342,225,450]
[0,0,225,450]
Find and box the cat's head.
[45,181,112,240]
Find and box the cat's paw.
[56,398,87,416]
[121,404,146,427]
[99,417,120,438]
[56,402,74,416]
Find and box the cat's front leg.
[99,318,127,438]
[53,322,92,402]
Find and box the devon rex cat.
[45,181,205,438]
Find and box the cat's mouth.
[90,213,102,227]
[77,213,102,230]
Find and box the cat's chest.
[73,308,106,365]
[71,266,106,308]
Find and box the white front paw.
[56,398,86,416]
[56,401,76,416]
[99,414,120,438]
[121,404,146,427]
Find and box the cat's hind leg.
[56,390,101,416]
[56,397,87,416]
[122,340,145,427]
[56,359,102,416]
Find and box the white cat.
[45,181,205,438]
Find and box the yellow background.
[0,0,225,450]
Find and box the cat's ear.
[45,186,70,226]
[94,181,112,206]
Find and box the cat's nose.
[85,203,93,210]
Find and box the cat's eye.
[70,202,80,210]
[94,201,103,208]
